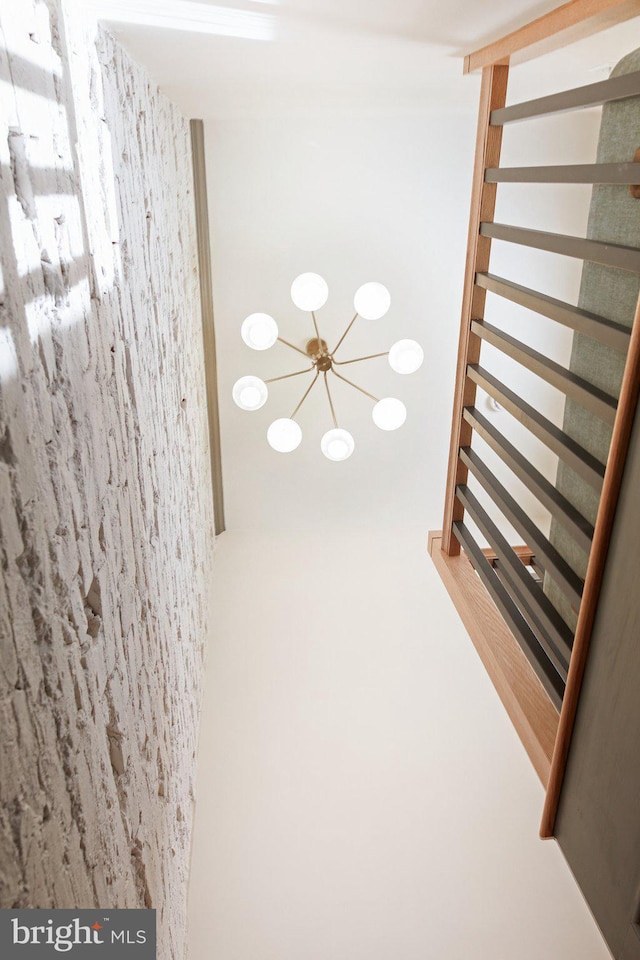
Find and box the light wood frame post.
[441,64,509,555]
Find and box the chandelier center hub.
[305,338,332,371]
[315,355,333,372]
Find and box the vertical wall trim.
[190,119,225,535]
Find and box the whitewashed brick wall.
[0,2,215,957]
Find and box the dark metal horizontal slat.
[452,520,565,710]
[458,445,584,610]
[471,319,618,425]
[467,364,606,492]
[480,222,640,274]
[456,483,572,678]
[475,272,630,352]
[485,162,640,185]
[491,70,640,125]
[463,406,594,553]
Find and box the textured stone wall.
[0,2,215,957]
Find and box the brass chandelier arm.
[311,311,322,344]
[290,370,320,419]
[331,367,379,403]
[333,351,389,366]
[266,366,315,384]
[278,336,310,358]
[331,313,359,355]
[323,372,338,428]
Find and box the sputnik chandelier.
[232,273,423,461]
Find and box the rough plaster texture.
[0,2,214,957]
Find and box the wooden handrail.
[439,0,640,833]
[541,291,640,838]
[442,0,640,838]
[464,0,640,74]
[441,63,508,555]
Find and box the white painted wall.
[188,528,610,960]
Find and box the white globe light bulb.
[267,418,302,453]
[290,273,329,312]
[232,376,268,411]
[388,339,424,375]
[372,397,406,431]
[320,428,355,462]
[353,282,391,320]
[241,313,278,351]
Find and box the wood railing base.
[428,531,559,787]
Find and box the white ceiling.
[91,0,640,539]
[93,0,566,118]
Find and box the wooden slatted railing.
[433,0,640,837]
